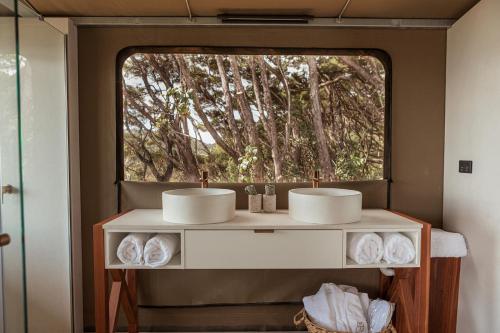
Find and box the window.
[119,48,388,183]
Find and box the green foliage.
[238,145,259,183]
[122,53,385,183]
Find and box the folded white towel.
[144,234,181,267]
[303,283,368,333]
[368,299,394,333]
[382,232,416,264]
[431,228,467,258]
[347,232,384,264]
[116,233,150,265]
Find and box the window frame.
[116,46,392,187]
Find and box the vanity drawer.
[185,229,342,269]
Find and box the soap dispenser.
[245,185,262,213]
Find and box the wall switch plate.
[459,160,473,173]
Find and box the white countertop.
[103,209,422,231]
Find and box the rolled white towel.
[431,228,467,258]
[382,232,416,264]
[347,232,384,264]
[144,234,181,267]
[117,233,150,265]
[368,299,394,333]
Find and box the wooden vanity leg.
[415,221,431,333]
[109,269,138,332]
[429,257,461,333]
[380,211,431,333]
[94,211,132,333]
[126,270,138,333]
[93,222,109,333]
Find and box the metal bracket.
[2,185,14,194]
[1,185,14,204]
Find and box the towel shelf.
[105,230,184,269]
[343,230,421,268]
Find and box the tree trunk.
[124,91,178,182]
[307,56,334,180]
[228,55,264,182]
[163,144,175,181]
[215,55,245,155]
[339,56,384,91]
[179,116,200,181]
[175,55,239,161]
[256,56,283,181]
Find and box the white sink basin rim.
[162,188,236,224]
[288,188,362,225]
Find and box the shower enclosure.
[0,1,72,332]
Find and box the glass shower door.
[0,0,27,333]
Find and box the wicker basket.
[294,308,396,333]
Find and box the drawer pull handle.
[254,229,275,234]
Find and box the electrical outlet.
[459,160,473,174]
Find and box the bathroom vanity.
[94,209,431,333]
[103,209,422,270]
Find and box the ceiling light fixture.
[218,15,311,24]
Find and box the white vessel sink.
[162,188,236,224]
[288,188,362,224]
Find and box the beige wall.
[444,0,500,331]
[78,26,446,329]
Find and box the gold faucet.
[312,170,321,188]
[200,171,209,188]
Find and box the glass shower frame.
[0,0,28,332]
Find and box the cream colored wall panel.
[444,0,500,331]
[18,18,72,333]
[185,229,342,269]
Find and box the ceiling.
[0,3,15,16]
[28,0,479,19]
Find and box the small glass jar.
[248,194,262,213]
